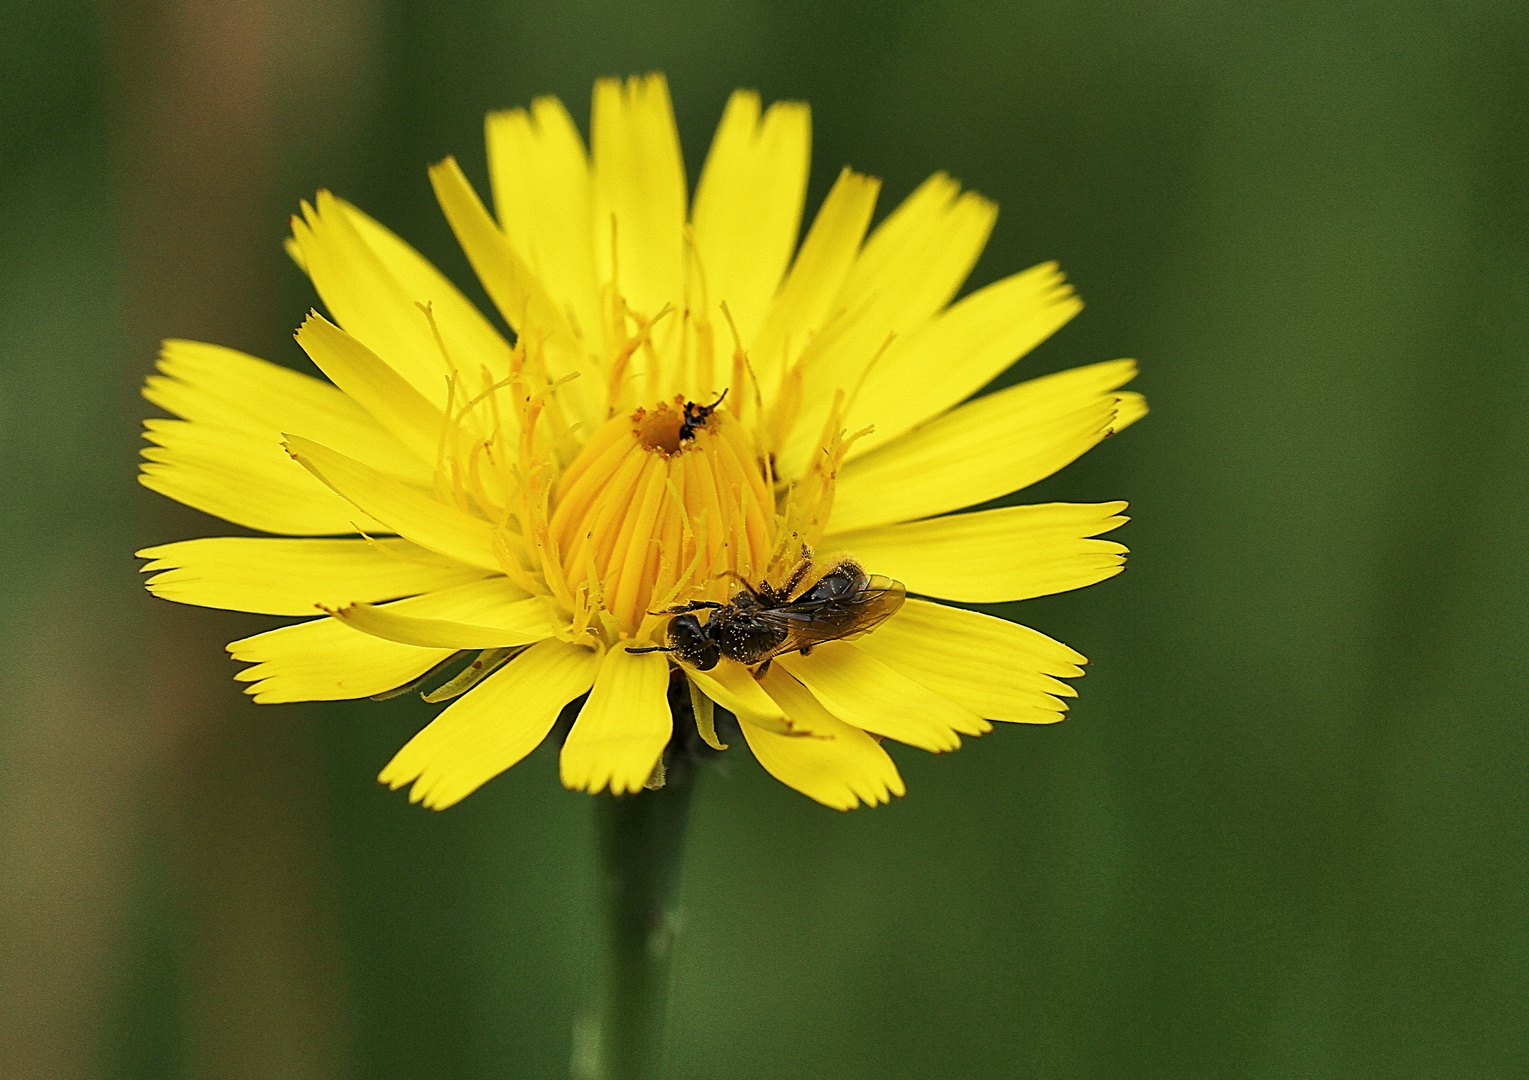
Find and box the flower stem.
[593,765,698,1080]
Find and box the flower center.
[549,400,776,637]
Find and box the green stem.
[593,765,698,1080]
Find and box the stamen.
[549,404,776,637]
[718,301,763,428]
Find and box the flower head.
[138,74,1144,810]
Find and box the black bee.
[627,552,906,671]
[678,389,727,441]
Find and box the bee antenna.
[624,644,673,655]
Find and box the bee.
[627,551,906,671]
[678,389,727,442]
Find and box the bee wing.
[753,576,907,659]
[847,575,907,633]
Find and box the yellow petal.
[775,640,989,752]
[486,97,601,356]
[691,91,811,346]
[897,599,1085,674]
[853,600,1082,723]
[560,647,672,795]
[326,594,556,649]
[824,501,1129,603]
[136,536,489,615]
[336,196,519,391]
[778,172,998,476]
[842,262,1085,458]
[750,168,880,395]
[228,579,537,703]
[144,339,431,486]
[687,676,726,750]
[230,621,449,704]
[289,190,458,408]
[294,312,445,463]
[831,360,1138,532]
[284,434,502,571]
[1113,390,1149,431]
[591,74,687,324]
[427,156,598,423]
[746,666,904,810]
[140,420,385,536]
[685,659,802,736]
[841,171,996,323]
[380,638,600,809]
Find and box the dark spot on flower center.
[633,403,684,453]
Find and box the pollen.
[633,399,688,454]
[549,403,776,635]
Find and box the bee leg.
[711,568,767,599]
[782,546,815,596]
[754,658,772,677]
[651,600,724,615]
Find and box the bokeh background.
[4,1,1527,1077]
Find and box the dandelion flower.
[137,74,1144,811]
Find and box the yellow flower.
[137,74,1144,811]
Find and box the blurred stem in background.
[590,771,698,1080]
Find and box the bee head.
[666,613,721,670]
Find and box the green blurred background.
[4,0,1526,1077]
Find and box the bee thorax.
[707,607,788,665]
